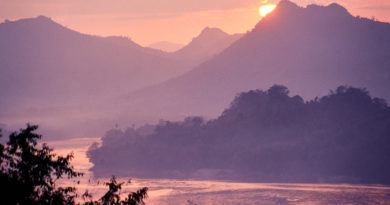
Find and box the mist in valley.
[1,0,390,204]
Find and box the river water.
[47,137,390,205]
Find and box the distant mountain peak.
[181,27,234,49]
[200,27,225,34]
[327,3,347,9]
[327,3,350,15]
[257,0,352,25]
[276,0,301,12]
[29,15,57,25]
[171,26,242,66]
[1,15,54,25]
[35,15,52,21]
[197,27,228,40]
[306,3,350,15]
[274,1,351,17]
[4,15,64,29]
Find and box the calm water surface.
[47,138,390,205]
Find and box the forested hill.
[88,85,390,184]
[123,0,390,123]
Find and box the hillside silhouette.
[0,17,241,139]
[88,85,390,184]
[170,27,243,68]
[123,0,390,123]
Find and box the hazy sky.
[1,0,389,46]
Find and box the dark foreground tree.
[0,124,82,204]
[83,176,148,205]
[0,125,148,205]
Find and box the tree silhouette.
[0,124,82,204]
[88,85,390,184]
[82,176,148,205]
[0,125,148,205]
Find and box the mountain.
[148,41,184,52]
[122,0,390,123]
[170,27,243,68]
[0,17,210,138]
[0,16,183,107]
[0,16,244,138]
[148,27,242,63]
[0,16,180,138]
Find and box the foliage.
[0,124,82,204]
[0,125,148,205]
[88,85,390,184]
[83,176,148,205]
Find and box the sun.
[259,5,277,17]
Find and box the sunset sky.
[1,0,389,46]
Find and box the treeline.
[88,85,390,184]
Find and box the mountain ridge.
[121,0,390,124]
[0,15,244,138]
[169,27,244,68]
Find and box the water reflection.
[46,138,390,205]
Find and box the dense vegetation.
[0,125,148,205]
[88,85,390,184]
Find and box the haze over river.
[47,138,390,205]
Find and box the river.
[47,137,390,205]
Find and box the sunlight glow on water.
[47,138,390,204]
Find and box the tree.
[0,125,148,205]
[0,124,82,204]
[91,176,148,205]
